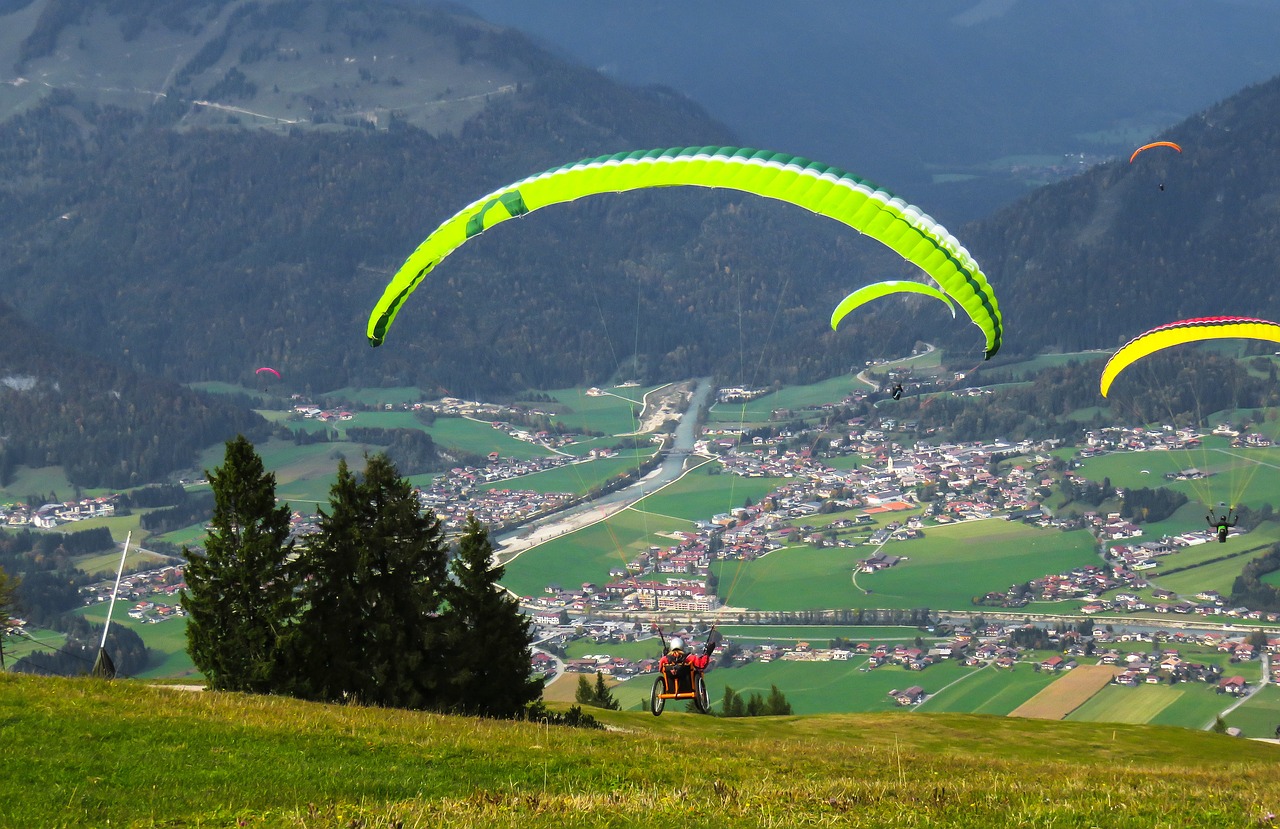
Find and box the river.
[494,377,713,561]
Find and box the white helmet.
[668,637,685,651]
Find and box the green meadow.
[916,665,1058,716]
[628,466,783,522]
[0,464,81,503]
[499,468,783,597]
[987,351,1109,381]
[6,673,1280,828]
[1073,441,1280,510]
[706,373,869,423]
[480,450,657,496]
[317,386,430,406]
[539,386,655,436]
[1066,682,1230,730]
[715,625,937,644]
[715,519,1098,611]
[501,509,698,597]
[1224,684,1280,739]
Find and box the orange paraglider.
[1128,141,1182,163]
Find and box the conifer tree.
[182,435,296,693]
[286,454,447,709]
[575,675,595,706]
[441,515,541,717]
[592,669,621,710]
[765,684,793,715]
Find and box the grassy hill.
[2,673,1277,827]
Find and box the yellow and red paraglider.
[1100,316,1280,398]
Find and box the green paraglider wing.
[367,147,1002,357]
[830,280,956,331]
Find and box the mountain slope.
[968,75,1280,358]
[0,299,266,488]
[460,0,1280,225]
[3,0,1280,398]
[2,672,1278,827]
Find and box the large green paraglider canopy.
[367,147,1002,358]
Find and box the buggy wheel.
[694,673,709,713]
[650,677,666,716]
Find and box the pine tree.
[592,670,621,710]
[765,684,793,715]
[441,514,541,717]
[286,454,447,709]
[575,674,594,705]
[182,435,296,693]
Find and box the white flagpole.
[100,531,131,650]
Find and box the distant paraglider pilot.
[1207,507,1237,543]
[891,383,904,401]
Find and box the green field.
[987,351,1109,381]
[499,468,783,597]
[715,625,936,644]
[0,465,80,504]
[628,466,782,523]
[691,657,974,716]
[317,386,430,406]
[715,519,1098,611]
[1224,683,1280,739]
[1073,440,1280,510]
[1065,681,1233,730]
[540,386,654,436]
[480,450,657,496]
[917,664,1059,716]
[707,374,870,423]
[501,509,698,598]
[6,672,1280,828]
[72,547,172,579]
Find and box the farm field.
[3,628,67,663]
[918,665,1058,716]
[1223,684,1280,739]
[0,465,83,503]
[716,625,938,645]
[500,468,794,597]
[501,508,699,598]
[479,449,657,496]
[705,371,886,425]
[73,546,172,579]
[628,466,782,524]
[1009,665,1120,719]
[539,386,655,436]
[714,519,1098,611]
[1073,441,1280,511]
[317,386,430,406]
[988,351,1108,381]
[1065,681,1234,731]
[416,416,558,460]
[690,657,975,716]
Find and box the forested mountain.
[0,301,267,488]
[968,76,1280,358]
[1,0,1279,408]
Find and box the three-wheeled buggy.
[649,660,709,715]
